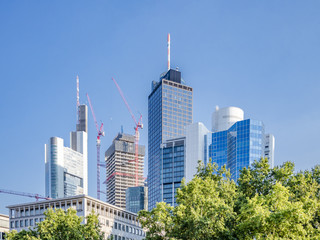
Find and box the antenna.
[167,33,170,70]
[76,75,80,124]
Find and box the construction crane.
[0,189,51,201]
[86,93,105,200]
[111,77,143,186]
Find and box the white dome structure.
[212,106,244,132]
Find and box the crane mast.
[87,93,105,200]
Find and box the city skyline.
[1,1,320,214]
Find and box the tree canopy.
[6,208,104,240]
[139,158,320,239]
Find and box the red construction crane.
[0,189,51,201]
[86,93,105,200]
[111,77,143,186]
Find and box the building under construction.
[105,133,145,208]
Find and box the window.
[114,222,117,229]
[35,218,39,223]
[30,219,34,226]
[10,221,14,228]
[20,220,23,227]
[15,221,18,228]
[25,219,29,227]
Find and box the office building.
[45,104,88,199]
[209,107,275,181]
[105,133,145,209]
[148,68,193,210]
[0,214,9,240]
[160,137,185,206]
[264,134,275,168]
[185,122,211,182]
[126,186,148,214]
[7,195,145,240]
[212,106,244,132]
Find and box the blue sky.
[1,1,320,214]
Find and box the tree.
[139,161,237,240]
[6,208,104,240]
[139,158,320,239]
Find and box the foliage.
[6,208,103,240]
[139,158,320,239]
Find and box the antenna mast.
[167,33,170,70]
[76,75,80,124]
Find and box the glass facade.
[161,137,185,206]
[148,69,192,210]
[209,119,265,181]
[125,186,148,213]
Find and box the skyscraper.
[160,137,186,207]
[126,186,148,213]
[148,68,193,210]
[185,122,211,182]
[209,107,275,181]
[45,104,88,199]
[105,133,145,208]
[264,134,275,168]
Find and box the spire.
[167,33,170,70]
[76,75,80,124]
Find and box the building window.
[114,222,117,229]
[30,219,34,226]
[15,221,18,228]
[25,219,29,227]
[20,220,23,227]
[10,221,14,228]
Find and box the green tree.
[139,158,320,239]
[139,161,237,240]
[6,208,103,240]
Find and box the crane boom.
[111,77,138,126]
[0,189,51,201]
[111,77,143,186]
[86,93,99,133]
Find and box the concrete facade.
[7,195,144,240]
[0,214,9,240]
[105,133,145,209]
[185,122,211,182]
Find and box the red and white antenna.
[167,33,170,70]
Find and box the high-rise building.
[209,107,275,181]
[45,104,88,199]
[126,186,148,213]
[160,137,185,207]
[185,122,211,182]
[148,68,193,210]
[105,133,145,209]
[264,134,275,168]
[212,106,244,132]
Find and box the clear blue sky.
[1,1,320,214]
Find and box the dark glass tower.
[148,69,193,210]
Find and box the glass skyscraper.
[160,137,185,207]
[148,69,193,210]
[209,119,265,181]
[126,186,148,214]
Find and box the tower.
[148,68,193,210]
[45,77,88,198]
[105,133,145,208]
